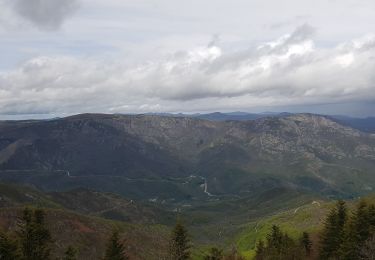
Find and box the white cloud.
[0,25,375,116]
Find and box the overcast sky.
[0,0,375,118]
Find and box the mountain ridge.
[0,113,374,201]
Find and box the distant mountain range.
[0,113,374,203]
[145,112,375,133]
[328,115,375,133]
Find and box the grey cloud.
[287,24,315,44]
[12,0,79,30]
[208,34,220,48]
[267,15,311,30]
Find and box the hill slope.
[0,113,374,201]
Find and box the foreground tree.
[0,231,20,260]
[368,204,375,234]
[265,225,289,258]
[64,246,78,260]
[255,240,265,260]
[104,230,128,260]
[360,234,375,260]
[300,232,312,256]
[255,225,314,260]
[224,246,245,260]
[319,200,347,259]
[168,221,191,260]
[340,200,370,260]
[18,207,52,260]
[266,225,283,251]
[204,247,223,260]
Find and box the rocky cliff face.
[0,113,374,199]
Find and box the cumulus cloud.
[9,0,79,30]
[1,25,375,115]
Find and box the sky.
[0,0,375,118]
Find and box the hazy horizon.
[0,110,374,121]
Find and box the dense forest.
[1,199,375,259]
[253,200,375,260]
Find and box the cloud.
[11,0,79,30]
[0,25,375,116]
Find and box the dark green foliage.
[168,221,191,260]
[254,225,306,260]
[360,234,375,259]
[319,200,347,259]
[255,240,265,260]
[103,230,128,260]
[266,225,283,252]
[300,232,312,256]
[223,246,245,260]
[340,200,370,260]
[63,246,78,260]
[316,199,375,260]
[204,247,223,260]
[0,231,20,260]
[18,207,52,260]
[368,204,375,233]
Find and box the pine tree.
[0,231,20,260]
[266,225,283,251]
[336,200,347,238]
[33,208,52,260]
[280,233,297,259]
[300,232,312,256]
[254,240,265,260]
[360,234,375,260]
[256,226,305,260]
[168,221,191,260]
[340,200,370,260]
[63,246,78,260]
[18,207,52,260]
[319,200,347,259]
[368,204,375,234]
[355,200,371,243]
[224,246,245,260]
[18,207,33,259]
[103,230,128,260]
[204,247,223,260]
[265,225,284,258]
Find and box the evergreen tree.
[63,246,78,260]
[300,232,312,256]
[368,204,375,234]
[168,221,191,260]
[319,200,347,259]
[103,230,128,260]
[266,225,283,251]
[0,231,20,260]
[204,247,223,260]
[33,209,52,260]
[355,200,371,243]
[360,234,375,260]
[254,240,265,260]
[336,200,347,230]
[340,200,370,260]
[255,226,306,260]
[280,233,298,259]
[18,207,52,260]
[265,225,284,258]
[224,246,245,260]
[18,207,33,259]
